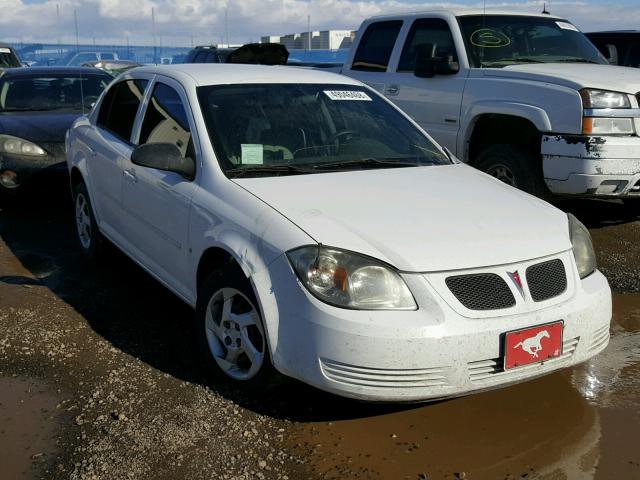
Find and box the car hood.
[233,164,572,272]
[0,111,83,143]
[483,63,640,94]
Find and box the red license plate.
[504,321,563,370]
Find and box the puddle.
[0,377,62,479]
[294,294,640,479]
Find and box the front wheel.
[73,180,105,259]
[475,145,550,199]
[196,267,276,387]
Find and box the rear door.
[86,78,149,235]
[120,78,199,297]
[388,18,466,153]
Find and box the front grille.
[526,259,567,302]
[445,274,515,311]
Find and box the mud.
[0,377,62,479]
[295,294,640,479]
[1,185,639,479]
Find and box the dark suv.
[184,46,235,64]
[586,31,640,68]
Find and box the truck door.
[387,18,466,155]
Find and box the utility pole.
[56,4,61,52]
[307,15,311,52]
[152,7,157,64]
[74,8,80,53]
[225,9,229,47]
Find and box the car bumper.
[0,142,67,189]
[541,134,640,197]
[255,253,612,402]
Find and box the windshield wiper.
[226,164,311,178]
[482,58,545,66]
[312,157,424,171]
[555,58,600,64]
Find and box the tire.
[475,144,550,199]
[622,198,640,213]
[72,180,105,259]
[195,266,277,388]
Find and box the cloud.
[0,0,638,45]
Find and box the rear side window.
[139,82,193,161]
[398,18,458,71]
[352,21,402,72]
[97,79,148,142]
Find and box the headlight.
[568,214,597,279]
[287,246,417,310]
[580,89,630,109]
[0,134,46,156]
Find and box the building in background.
[261,30,355,50]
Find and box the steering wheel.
[326,129,360,154]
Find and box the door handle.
[123,169,137,183]
[385,85,399,96]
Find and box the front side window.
[0,47,20,68]
[352,21,403,72]
[458,15,607,68]
[197,83,449,178]
[139,82,193,160]
[0,74,111,112]
[97,79,148,142]
[398,18,458,71]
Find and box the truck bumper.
[541,135,640,197]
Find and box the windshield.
[0,74,111,112]
[197,83,449,178]
[458,15,607,68]
[0,48,20,68]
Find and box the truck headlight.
[580,89,635,135]
[287,246,417,310]
[568,214,597,279]
[0,134,47,156]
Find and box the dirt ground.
[1,184,639,480]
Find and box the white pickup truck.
[341,9,640,202]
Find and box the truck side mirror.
[414,43,459,78]
[131,143,195,180]
[604,44,619,65]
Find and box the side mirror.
[414,43,459,78]
[604,44,619,65]
[131,143,195,180]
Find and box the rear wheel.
[196,266,276,387]
[476,144,550,198]
[73,180,105,259]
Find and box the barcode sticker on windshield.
[324,90,372,101]
[0,48,11,54]
[556,21,579,32]
[241,144,263,165]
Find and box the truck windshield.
[458,15,607,68]
[197,83,450,178]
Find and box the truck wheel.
[476,145,550,198]
[622,198,640,213]
[72,180,105,259]
[195,266,277,389]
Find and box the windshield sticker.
[0,48,11,54]
[470,29,511,48]
[556,21,579,32]
[324,90,372,101]
[241,144,264,165]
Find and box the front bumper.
[541,134,640,197]
[255,253,612,402]
[0,142,67,189]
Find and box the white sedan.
[66,64,611,402]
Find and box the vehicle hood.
[0,111,83,143]
[483,63,640,94]
[233,165,572,272]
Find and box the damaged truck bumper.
[541,135,640,197]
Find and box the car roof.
[130,64,363,87]
[0,66,110,77]
[367,8,563,21]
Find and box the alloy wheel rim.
[75,193,92,250]
[487,164,517,187]
[205,287,265,381]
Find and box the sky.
[2,0,640,46]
